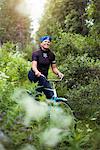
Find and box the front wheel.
[47,99,76,131]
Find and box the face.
[40,40,51,50]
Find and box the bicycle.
[46,79,75,112]
[26,78,76,131]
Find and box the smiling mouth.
[44,44,49,46]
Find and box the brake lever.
[59,76,64,81]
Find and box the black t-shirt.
[31,48,56,77]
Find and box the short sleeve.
[32,52,38,61]
[51,53,56,64]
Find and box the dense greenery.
[37,0,100,149]
[0,43,100,150]
[37,0,88,38]
[0,0,100,149]
[37,0,100,118]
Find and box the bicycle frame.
[45,81,57,97]
[45,78,63,97]
[46,79,76,125]
[45,79,74,110]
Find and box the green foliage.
[0,43,74,149]
[56,54,100,120]
[0,0,31,47]
[52,32,100,65]
[0,0,100,147]
[0,43,31,111]
[0,43,30,82]
[23,43,37,61]
[85,0,100,36]
[36,0,100,147]
[0,40,100,149]
[37,0,88,38]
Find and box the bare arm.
[51,64,64,79]
[32,61,42,77]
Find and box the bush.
[0,42,100,149]
[52,32,100,65]
[56,54,100,121]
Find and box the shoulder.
[48,49,56,63]
[32,49,42,61]
[48,49,55,57]
[32,49,41,56]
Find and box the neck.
[40,46,48,51]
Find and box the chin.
[44,46,49,49]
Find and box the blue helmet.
[40,36,52,42]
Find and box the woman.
[28,36,64,99]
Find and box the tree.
[37,0,88,38]
[0,0,31,47]
[86,0,100,37]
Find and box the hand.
[35,71,42,77]
[35,71,45,78]
[57,72,64,79]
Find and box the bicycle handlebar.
[48,78,63,82]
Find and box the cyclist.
[28,35,64,99]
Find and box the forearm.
[51,64,64,78]
[32,61,41,77]
[32,66,39,73]
[52,67,61,75]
